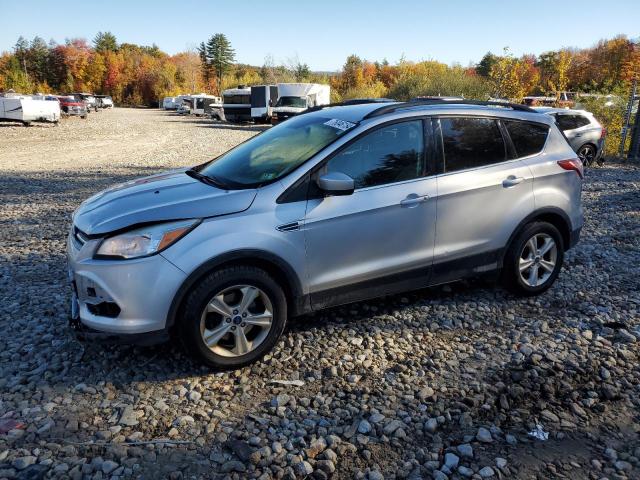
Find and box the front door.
[303,119,438,309]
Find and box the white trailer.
[222,86,252,122]
[189,94,222,116]
[271,83,330,123]
[0,95,61,126]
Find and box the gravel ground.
[1,108,639,480]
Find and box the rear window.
[504,121,549,158]
[441,117,506,172]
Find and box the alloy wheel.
[200,284,273,357]
[518,233,558,287]
[578,145,595,165]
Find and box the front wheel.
[179,266,287,369]
[503,222,564,296]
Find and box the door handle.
[400,194,429,207]
[502,176,524,187]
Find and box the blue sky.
[1,0,638,71]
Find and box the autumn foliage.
[1,33,638,110]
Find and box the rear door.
[433,116,536,282]
[303,118,438,308]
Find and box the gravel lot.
[1,108,639,480]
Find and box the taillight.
[558,158,584,179]
[600,127,607,139]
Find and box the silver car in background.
[535,107,606,165]
[67,99,584,369]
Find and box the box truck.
[271,83,330,124]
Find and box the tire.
[81,115,87,119]
[577,144,596,167]
[502,221,564,296]
[179,266,287,369]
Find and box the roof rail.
[300,98,396,115]
[363,99,537,119]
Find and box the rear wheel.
[577,144,596,166]
[179,266,287,369]
[503,222,564,296]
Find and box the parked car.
[95,95,114,109]
[70,93,98,112]
[68,100,583,369]
[57,96,88,119]
[535,107,606,165]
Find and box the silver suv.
[534,107,606,165]
[68,100,584,369]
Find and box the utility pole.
[620,78,639,160]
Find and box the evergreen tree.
[202,33,235,93]
[198,41,211,85]
[93,32,118,53]
[476,52,497,77]
[28,37,49,84]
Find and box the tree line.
[1,32,637,105]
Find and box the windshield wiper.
[185,169,229,189]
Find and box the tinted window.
[504,121,549,157]
[555,114,589,130]
[574,115,590,128]
[224,94,250,104]
[441,117,506,172]
[326,120,424,189]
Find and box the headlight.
[95,219,199,259]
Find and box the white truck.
[271,83,330,124]
[0,94,61,126]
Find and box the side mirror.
[317,172,355,196]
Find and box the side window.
[573,115,591,128]
[440,117,506,172]
[504,121,549,158]
[555,114,577,131]
[326,120,425,189]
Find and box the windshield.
[195,114,357,188]
[276,96,308,108]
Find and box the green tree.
[476,52,497,77]
[27,37,50,85]
[198,41,212,85]
[202,33,235,94]
[93,31,118,53]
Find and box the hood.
[73,168,257,235]
[273,106,305,114]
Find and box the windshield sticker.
[324,118,356,132]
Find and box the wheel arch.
[501,208,572,267]
[166,249,307,331]
[578,141,598,151]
